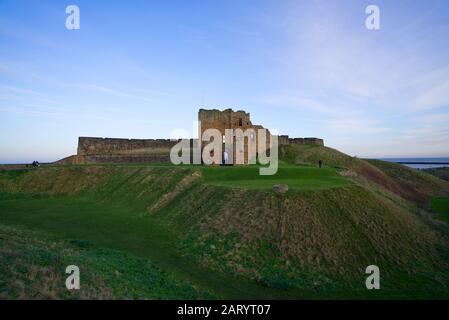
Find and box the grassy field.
[0,224,213,299]
[1,159,449,299]
[201,164,349,190]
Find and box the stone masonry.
[198,108,271,164]
[54,108,324,165]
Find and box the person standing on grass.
[319,160,322,168]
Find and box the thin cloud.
[259,95,334,114]
[0,85,47,97]
[412,80,449,111]
[85,85,157,103]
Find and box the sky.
[1,0,449,163]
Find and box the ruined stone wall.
[303,137,324,145]
[83,154,171,164]
[198,109,324,164]
[198,108,272,164]
[73,137,201,164]
[279,135,324,146]
[77,137,177,156]
[74,137,178,164]
[198,108,264,136]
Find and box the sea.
[379,157,449,169]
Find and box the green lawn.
[199,164,350,190]
[432,197,449,223]
[0,193,316,299]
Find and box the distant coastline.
[379,157,449,169]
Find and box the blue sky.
[1,0,449,163]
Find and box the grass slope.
[0,224,213,299]
[424,167,449,182]
[279,144,449,206]
[1,160,449,299]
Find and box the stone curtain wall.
[278,135,324,146]
[72,137,200,165]
[71,137,178,164]
[77,137,178,156]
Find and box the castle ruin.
[55,108,324,165]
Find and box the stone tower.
[198,108,272,164]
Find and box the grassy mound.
[1,160,449,298]
[161,183,449,295]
